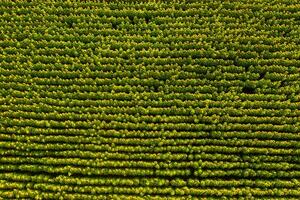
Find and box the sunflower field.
[0,0,300,199]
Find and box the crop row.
[1,126,300,141]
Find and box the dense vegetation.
[0,0,299,199]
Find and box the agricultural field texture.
[0,0,300,199]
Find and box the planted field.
[0,0,300,199]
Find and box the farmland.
[0,0,300,199]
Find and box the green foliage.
[0,0,299,199]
